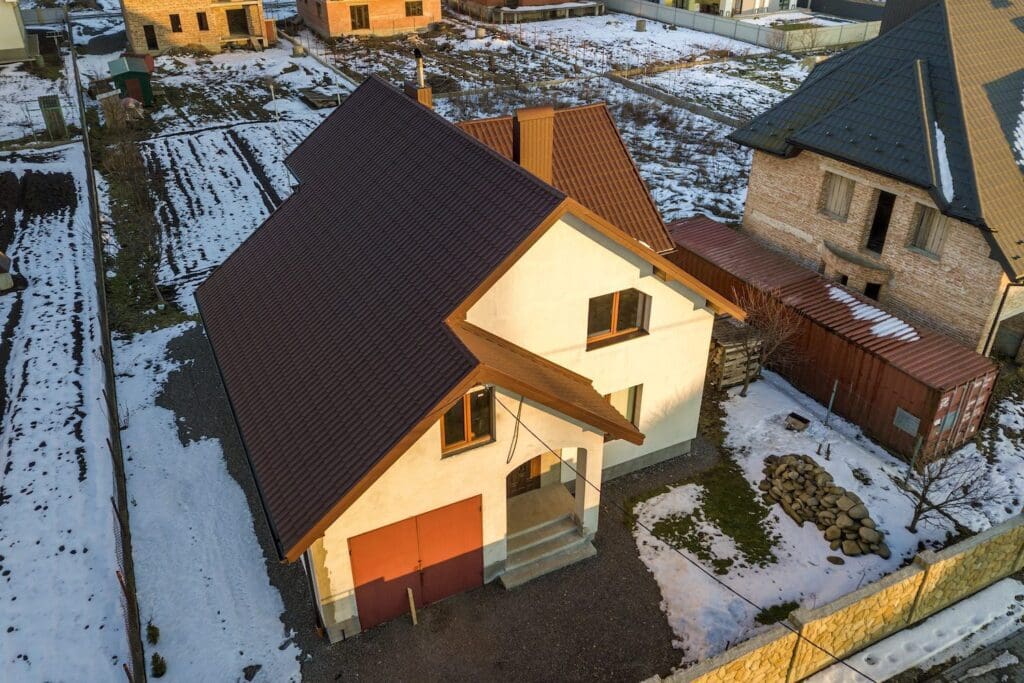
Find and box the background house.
[197,76,740,642]
[728,0,1024,360]
[119,0,270,54]
[0,0,37,64]
[298,0,441,37]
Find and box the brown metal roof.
[668,216,994,390]
[451,322,644,445]
[458,104,675,253]
[196,76,566,559]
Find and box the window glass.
[911,206,946,255]
[616,288,641,331]
[587,293,614,337]
[442,400,465,447]
[468,389,491,440]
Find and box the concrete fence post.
[906,551,935,624]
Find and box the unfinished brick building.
[729,0,1024,359]
[297,0,441,37]
[120,0,270,54]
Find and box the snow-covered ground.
[634,371,1024,666]
[640,63,793,122]
[809,578,1024,682]
[114,322,300,682]
[0,51,80,143]
[0,144,130,680]
[740,11,851,27]
[506,13,766,70]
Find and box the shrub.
[151,653,167,678]
[146,620,159,645]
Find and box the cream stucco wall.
[466,214,714,473]
[0,1,27,54]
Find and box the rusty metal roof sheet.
[458,104,674,253]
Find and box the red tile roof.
[458,104,674,253]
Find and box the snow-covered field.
[634,371,1024,666]
[0,144,130,680]
[114,322,300,682]
[0,52,80,143]
[810,578,1024,682]
[740,11,851,27]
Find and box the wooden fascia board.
[558,199,747,321]
[476,365,645,446]
[282,367,482,562]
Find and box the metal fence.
[605,0,879,52]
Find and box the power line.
[494,394,878,683]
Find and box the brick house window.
[169,13,182,32]
[143,24,158,50]
[910,205,947,256]
[864,282,882,300]
[587,288,651,350]
[865,190,896,255]
[350,4,370,29]
[196,12,209,31]
[605,385,643,428]
[405,1,423,15]
[821,172,854,220]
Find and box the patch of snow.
[115,323,300,682]
[1013,83,1024,171]
[964,650,1020,679]
[934,121,954,202]
[827,285,920,341]
[0,144,129,680]
[740,11,850,27]
[809,579,1024,682]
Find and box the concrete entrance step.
[499,537,597,590]
[506,514,577,555]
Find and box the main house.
[298,0,441,37]
[729,0,1024,360]
[197,76,740,641]
[120,0,270,54]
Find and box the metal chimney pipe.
[414,48,425,89]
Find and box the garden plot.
[436,77,751,222]
[145,48,348,135]
[114,322,300,682]
[142,117,319,309]
[0,51,80,144]
[639,54,807,122]
[633,372,961,665]
[504,13,765,72]
[0,144,129,680]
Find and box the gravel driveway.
[160,324,721,682]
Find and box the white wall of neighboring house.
[467,213,714,476]
[309,213,716,640]
[0,0,28,56]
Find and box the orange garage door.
[349,496,483,630]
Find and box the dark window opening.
[441,388,493,453]
[226,8,249,35]
[350,4,370,29]
[169,13,182,32]
[143,24,158,50]
[587,288,651,349]
[196,11,209,30]
[866,190,896,254]
[405,0,423,15]
[837,274,849,286]
[864,282,882,300]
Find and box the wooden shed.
[668,217,998,461]
[108,54,155,106]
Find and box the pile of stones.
[759,454,890,560]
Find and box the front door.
[506,456,541,498]
[226,8,249,35]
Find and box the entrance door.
[125,78,143,101]
[143,25,158,50]
[226,8,249,35]
[506,456,541,498]
[349,496,483,630]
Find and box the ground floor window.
[143,24,158,50]
[606,384,643,428]
[864,282,882,301]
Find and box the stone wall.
[742,149,1007,352]
[655,514,1024,682]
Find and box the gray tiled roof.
[730,0,1024,279]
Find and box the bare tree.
[895,451,1005,533]
[735,287,803,397]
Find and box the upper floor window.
[196,12,209,31]
[586,288,651,350]
[821,172,854,221]
[350,4,370,29]
[169,13,182,32]
[865,190,896,255]
[910,206,946,257]
[441,387,493,453]
[606,384,643,428]
[405,0,423,16]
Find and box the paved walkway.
[162,325,724,682]
[928,628,1024,682]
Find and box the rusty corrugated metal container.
[668,217,998,460]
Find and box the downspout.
[982,279,1024,356]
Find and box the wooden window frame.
[820,171,854,222]
[586,289,651,351]
[908,205,947,259]
[440,387,494,455]
[350,4,370,30]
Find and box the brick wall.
[121,0,267,54]
[655,514,1024,683]
[297,0,440,37]
[742,149,1007,352]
